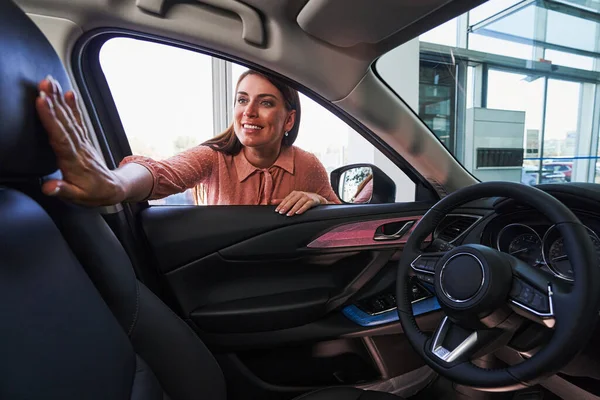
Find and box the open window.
[98,36,417,205]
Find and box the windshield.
[376,0,600,186]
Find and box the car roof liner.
[296,0,488,57]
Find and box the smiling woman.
[121,70,341,215]
[36,70,341,216]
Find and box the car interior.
[3,0,600,399]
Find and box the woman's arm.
[113,163,154,202]
[119,145,216,201]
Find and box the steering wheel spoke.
[428,316,505,365]
[430,316,479,362]
[507,256,570,329]
[508,278,555,328]
[410,252,446,286]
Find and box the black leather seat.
[0,1,403,399]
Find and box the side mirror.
[330,164,396,204]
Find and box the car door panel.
[136,201,448,394]
[164,250,371,324]
[140,202,435,338]
[190,287,331,333]
[141,202,433,271]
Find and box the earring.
[284,132,289,137]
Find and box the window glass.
[100,38,214,205]
[542,79,581,183]
[466,66,475,109]
[543,49,594,70]
[486,69,545,183]
[596,137,600,183]
[468,2,535,60]
[543,79,581,159]
[419,18,458,47]
[476,3,536,40]
[486,69,545,136]
[468,35,533,60]
[100,38,214,160]
[100,38,414,206]
[546,10,597,53]
[468,0,522,26]
[556,0,600,13]
[419,61,456,150]
[377,0,600,186]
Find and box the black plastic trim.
[190,288,330,333]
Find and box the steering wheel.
[397,182,600,390]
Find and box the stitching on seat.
[127,280,141,336]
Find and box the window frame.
[72,29,436,204]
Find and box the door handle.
[373,220,415,241]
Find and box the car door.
[74,33,483,399]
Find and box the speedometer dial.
[542,225,600,281]
[548,239,570,278]
[508,233,542,266]
[497,223,543,267]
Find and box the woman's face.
[233,74,296,151]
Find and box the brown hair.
[202,70,301,155]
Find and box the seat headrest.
[0,0,72,179]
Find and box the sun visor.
[296,0,454,48]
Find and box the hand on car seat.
[36,76,128,206]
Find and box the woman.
[36,70,340,215]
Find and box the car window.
[376,0,600,186]
[99,37,414,205]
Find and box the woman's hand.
[273,191,327,216]
[36,76,127,206]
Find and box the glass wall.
[393,0,600,185]
[418,61,456,150]
[486,69,546,183]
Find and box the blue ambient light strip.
[342,296,441,327]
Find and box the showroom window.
[380,0,600,185]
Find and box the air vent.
[434,215,481,243]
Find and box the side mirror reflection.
[338,166,373,204]
[330,164,396,204]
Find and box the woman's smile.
[241,123,264,134]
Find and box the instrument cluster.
[496,223,600,281]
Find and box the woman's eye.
[261,101,273,107]
[237,98,248,104]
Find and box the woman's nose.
[243,101,258,117]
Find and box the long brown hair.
[203,70,301,155]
